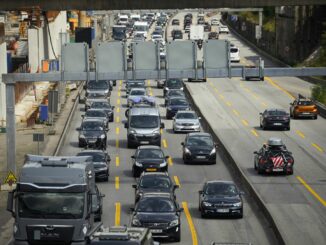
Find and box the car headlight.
[169,219,179,227]
[152,129,160,135]
[129,129,137,134]
[180,87,184,90]
[210,148,216,155]
[233,202,242,207]
[165,87,169,91]
[184,147,191,154]
[202,201,212,207]
[132,218,141,226]
[100,134,106,139]
[79,134,85,139]
[159,161,167,167]
[135,161,143,167]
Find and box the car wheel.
[258,167,264,174]
[237,210,243,219]
[254,161,257,170]
[174,229,181,242]
[110,116,114,122]
[314,115,318,120]
[127,141,133,149]
[287,169,294,175]
[201,210,207,218]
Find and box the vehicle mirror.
[198,117,202,120]
[289,103,293,105]
[178,208,184,212]
[240,191,245,195]
[160,122,165,129]
[130,207,135,212]
[173,185,179,190]
[132,184,137,188]
[124,122,129,128]
[259,113,262,115]
[100,194,105,198]
[253,151,258,154]
[131,156,135,159]
[76,127,81,131]
[181,142,184,146]
[7,191,16,217]
[165,156,170,159]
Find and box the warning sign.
[4,171,17,186]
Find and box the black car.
[77,150,111,181]
[199,181,243,218]
[132,172,178,203]
[131,193,183,242]
[92,185,104,221]
[84,93,109,111]
[172,19,180,25]
[164,89,186,106]
[131,145,169,177]
[171,30,183,40]
[78,119,108,149]
[83,109,109,129]
[89,99,115,122]
[163,79,184,96]
[260,108,290,130]
[181,132,217,164]
[166,97,190,119]
[126,80,146,94]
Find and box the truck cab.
[7,155,104,245]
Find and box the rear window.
[297,100,313,106]
[267,110,287,116]
[230,48,239,53]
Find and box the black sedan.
[131,193,183,242]
[164,89,186,106]
[163,78,184,96]
[166,97,190,119]
[132,172,178,203]
[89,99,115,122]
[181,132,217,164]
[199,180,243,218]
[260,108,290,130]
[172,19,180,25]
[78,119,107,149]
[76,150,111,181]
[131,145,169,177]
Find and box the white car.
[173,110,201,133]
[219,25,229,34]
[230,46,240,62]
[152,35,165,45]
[211,19,219,26]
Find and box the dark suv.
[78,119,108,149]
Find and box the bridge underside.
[0,0,325,11]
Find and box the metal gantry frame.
[2,40,326,173]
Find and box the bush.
[311,83,326,105]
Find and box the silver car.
[173,110,201,133]
[127,88,147,107]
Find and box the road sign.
[4,171,17,186]
[33,133,44,142]
[255,25,262,40]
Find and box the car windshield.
[91,102,111,109]
[205,183,238,196]
[77,152,105,162]
[266,110,288,116]
[136,197,175,212]
[297,100,313,106]
[85,110,106,117]
[168,90,184,97]
[140,177,171,189]
[137,149,164,159]
[130,90,146,96]
[187,136,213,146]
[82,121,104,131]
[169,98,188,106]
[176,112,197,119]
[87,93,106,99]
[130,115,159,128]
[87,80,108,89]
[129,82,144,88]
[166,79,182,88]
[18,192,84,219]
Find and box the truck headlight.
[129,129,137,134]
[152,129,160,135]
[180,87,184,90]
[97,167,108,171]
[82,225,88,235]
[169,219,179,227]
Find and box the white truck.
[189,25,204,40]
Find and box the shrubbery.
[311,83,326,105]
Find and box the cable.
[43,12,58,59]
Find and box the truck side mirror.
[160,122,165,129]
[7,191,16,217]
[124,122,129,129]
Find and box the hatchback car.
[211,19,219,26]
[85,80,111,97]
[164,89,186,106]
[181,132,217,164]
[132,172,178,203]
[219,25,229,34]
[166,97,190,119]
[163,79,184,96]
[172,19,180,25]
[131,193,183,242]
[290,98,318,119]
[82,109,109,129]
[260,109,290,130]
[199,180,243,218]
[230,46,240,62]
[78,119,107,149]
[85,93,109,111]
[131,145,169,177]
[77,150,110,181]
[173,110,201,133]
[127,88,147,107]
[89,99,115,122]
[126,80,146,94]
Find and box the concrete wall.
[0,42,7,126]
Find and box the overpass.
[0,0,326,11]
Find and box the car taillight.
[287,158,294,165]
[259,158,267,164]
[294,106,299,111]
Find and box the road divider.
[296,176,326,206]
[182,202,198,245]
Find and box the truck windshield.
[18,192,84,219]
[130,115,159,128]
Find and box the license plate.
[217,209,229,213]
[274,123,282,125]
[196,156,206,159]
[151,229,163,233]
[146,168,157,172]
[273,168,283,172]
[302,112,310,114]
[140,141,149,144]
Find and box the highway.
[167,12,326,245]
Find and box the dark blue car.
[166,97,191,119]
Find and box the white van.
[118,15,129,25]
[130,14,141,22]
[133,21,149,38]
[230,46,240,62]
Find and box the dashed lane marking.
[251,129,259,137]
[297,176,326,207]
[116,107,120,113]
[168,157,173,166]
[162,139,168,148]
[241,119,249,126]
[226,101,232,107]
[174,176,181,187]
[115,202,121,226]
[265,77,295,99]
[115,176,120,190]
[116,127,120,135]
[116,156,120,167]
[116,116,120,123]
[312,143,324,153]
[232,109,240,116]
[116,139,119,148]
[296,130,305,139]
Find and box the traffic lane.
[151,81,277,244]
[186,81,326,244]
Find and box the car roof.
[265,108,287,112]
[140,172,169,178]
[141,192,173,198]
[187,132,211,137]
[82,118,104,123]
[90,99,109,103]
[137,145,162,150]
[176,110,195,114]
[129,107,159,116]
[130,87,146,91]
[206,180,235,185]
